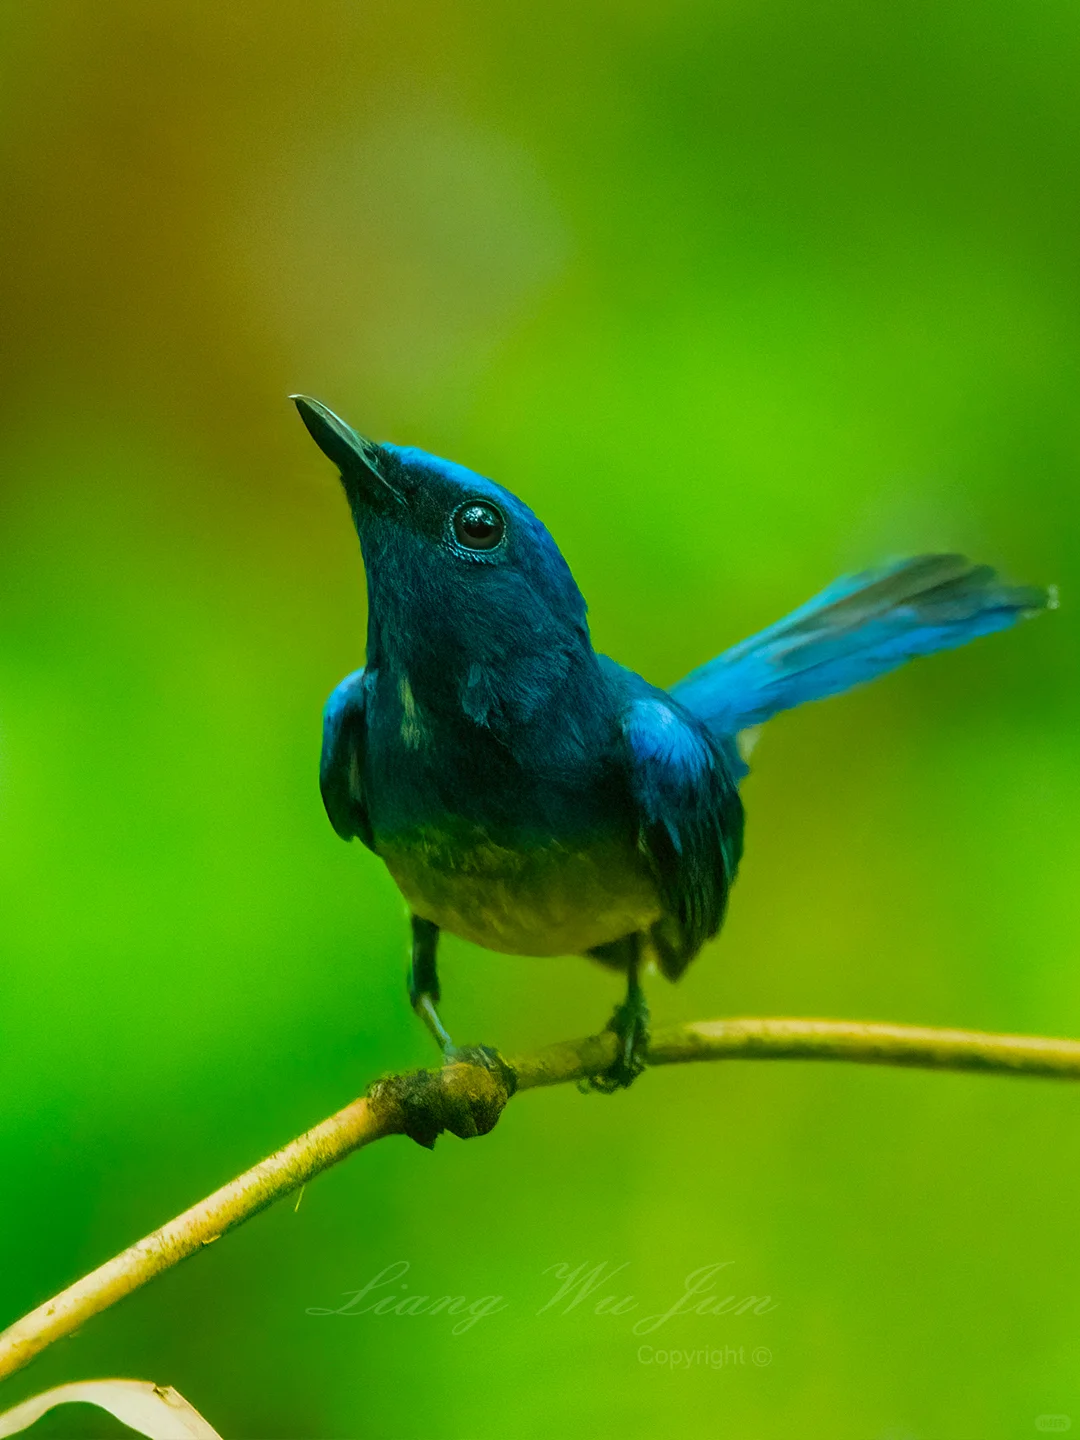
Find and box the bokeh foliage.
[1,2,1079,1436]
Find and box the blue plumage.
[673,554,1048,733]
[295,395,1050,1090]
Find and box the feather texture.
[672,554,1049,737]
[620,694,744,979]
[319,668,374,847]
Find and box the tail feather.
[672,554,1051,737]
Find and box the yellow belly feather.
[379,831,661,957]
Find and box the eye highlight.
[452,500,505,551]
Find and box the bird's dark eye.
[452,501,505,551]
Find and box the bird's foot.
[585,991,650,1094]
[368,1045,517,1149]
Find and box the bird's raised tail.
[672,554,1052,738]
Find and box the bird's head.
[293,395,594,724]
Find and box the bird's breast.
[377,826,662,957]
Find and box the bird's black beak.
[291,394,404,509]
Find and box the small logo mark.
[1035,1417,1071,1434]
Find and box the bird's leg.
[587,933,650,1093]
[408,914,455,1055]
[398,913,517,1148]
[407,912,505,1064]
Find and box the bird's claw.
[584,994,650,1093]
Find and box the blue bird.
[294,395,1051,1093]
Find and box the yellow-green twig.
[3,1015,1079,1385]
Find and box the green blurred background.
[1,2,1078,1436]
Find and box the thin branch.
[3,1015,1079,1385]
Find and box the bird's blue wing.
[672,554,1050,737]
[320,668,375,849]
[623,696,744,980]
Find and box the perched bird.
[295,395,1050,1091]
